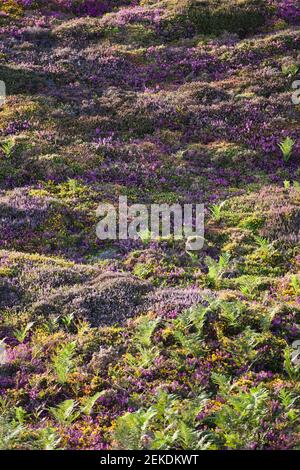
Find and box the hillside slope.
[0,0,300,450]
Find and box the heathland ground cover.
[0,0,300,450]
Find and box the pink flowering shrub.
[277,0,300,23]
[15,0,135,16]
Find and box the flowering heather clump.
[15,0,134,16]
[0,0,300,452]
[277,0,300,24]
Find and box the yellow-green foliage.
[0,0,23,20]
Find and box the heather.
[0,0,300,450]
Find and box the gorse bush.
[0,0,23,22]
